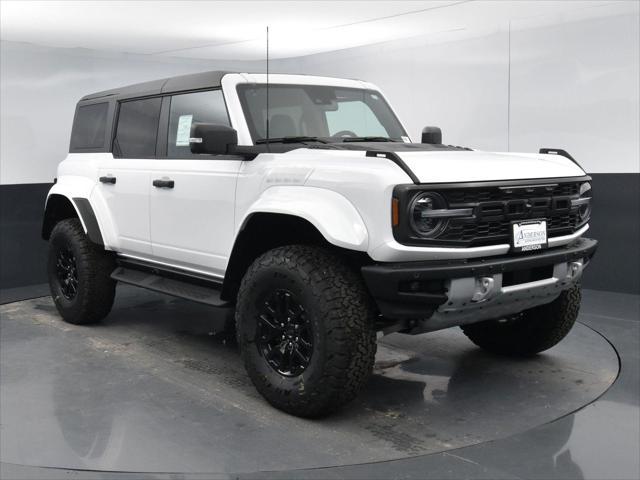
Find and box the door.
[94,97,162,256]
[149,89,241,277]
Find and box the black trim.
[111,266,228,307]
[398,175,591,190]
[156,95,171,158]
[99,176,116,184]
[311,142,472,153]
[539,148,584,169]
[361,238,598,320]
[366,150,420,184]
[71,198,103,245]
[152,179,175,189]
[116,257,222,289]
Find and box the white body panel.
[47,157,98,234]
[94,158,152,256]
[49,73,590,277]
[399,150,585,183]
[148,159,241,276]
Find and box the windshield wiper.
[256,136,328,144]
[340,136,396,142]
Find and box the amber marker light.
[392,198,399,227]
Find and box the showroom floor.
[0,287,638,479]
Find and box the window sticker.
[401,136,411,143]
[175,114,193,146]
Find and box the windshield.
[237,84,407,143]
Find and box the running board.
[111,266,229,307]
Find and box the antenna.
[266,25,270,151]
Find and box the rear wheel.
[461,285,581,356]
[48,218,116,324]
[236,245,377,417]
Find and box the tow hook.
[472,276,495,303]
[567,261,583,280]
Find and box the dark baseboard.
[0,283,50,305]
[0,173,638,294]
[585,173,639,295]
[0,183,52,290]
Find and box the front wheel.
[48,218,116,324]
[235,245,377,417]
[461,285,582,356]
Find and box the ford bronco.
[43,71,597,417]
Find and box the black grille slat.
[444,183,579,204]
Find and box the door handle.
[153,179,175,189]
[99,176,116,184]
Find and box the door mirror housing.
[421,126,442,145]
[190,123,238,155]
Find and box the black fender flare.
[42,194,104,246]
[72,197,104,245]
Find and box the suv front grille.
[438,182,583,246]
[392,178,589,248]
[440,212,582,245]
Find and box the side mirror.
[190,123,238,155]
[421,126,442,145]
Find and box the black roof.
[80,70,234,102]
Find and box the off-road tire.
[236,245,377,417]
[461,285,581,356]
[48,218,116,324]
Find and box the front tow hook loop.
[472,276,494,303]
[567,261,583,279]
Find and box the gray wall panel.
[0,42,262,185]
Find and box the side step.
[111,266,229,307]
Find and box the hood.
[396,150,586,183]
[305,142,585,183]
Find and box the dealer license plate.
[512,220,548,252]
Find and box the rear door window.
[70,102,108,150]
[167,90,230,158]
[114,97,162,158]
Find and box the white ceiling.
[0,0,631,60]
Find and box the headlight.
[573,182,592,223]
[409,192,448,238]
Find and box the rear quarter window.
[113,97,162,158]
[69,102,109,150]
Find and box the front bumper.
[361,237,598,333]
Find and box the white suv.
[43,71,598,417]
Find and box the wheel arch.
[42,194,104,245]
[241,186,369,251]
[221,212,370,302]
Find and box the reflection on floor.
[0,286,637,479]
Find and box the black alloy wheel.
[55,247,79,300]
[256,289,313,377]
